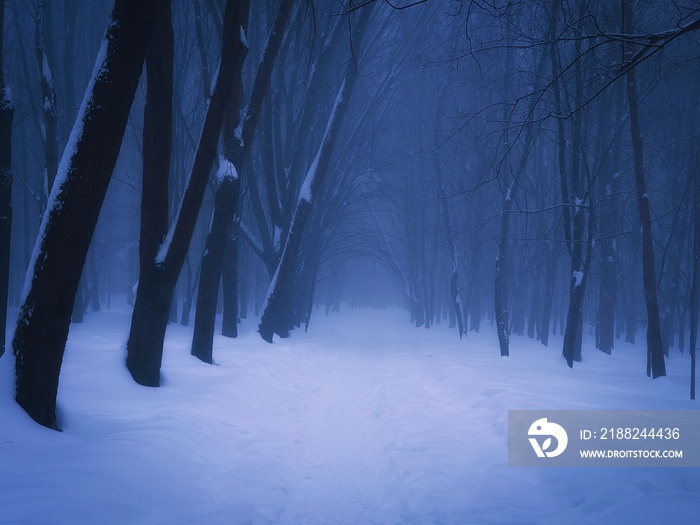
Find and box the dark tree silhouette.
[623,0,666,378]
[191,0,293,364]
[0,0,13,359]
[12,0,169,429]
[258,5,374,343]
[126,0,248,386]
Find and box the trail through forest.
[2,306,699,524]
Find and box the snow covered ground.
[1,305,699,524]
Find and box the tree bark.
[689,140,699,399]
[539,243,556,346]
[190,0,292,362]
[435,73,465,339]
[35,0,58,196]
[0,0,13,359]
[127,0,247,386]
[495,193,512,356]
[191,164,239,363]
[140,3,172,287]
[221,227,239,337]
[258,5,373,342]
[560,4,590,367]
[624,0,666,378]
[12,0,166,429]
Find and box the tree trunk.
[596,90,621,355]
[0,0,13,359]
[71,272,85,323]
[180,256,192,325]
[190,0,291,361]
[140,3,172,290]
[527,272,540,339]
[192,165,239,363]
[35,0,59,195]
[258,5,373,343]
[623,0,666,378]
[539,241,556,346]
[495,193,511,356]
[435,73,465,338]
[559,6,589,367]
[221,227,239,337]
[127,0,247,386]
[689,138,699,399]
[12,0,166,429]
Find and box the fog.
[2,0,699,446]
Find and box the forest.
[1,0,699,429]
[2,1,700,522]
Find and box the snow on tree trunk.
[435,73,465,339]
[221,229,240,337]
[35,0,58,198]
[126,0,247,386]
[12,0,167,429]
[688,82,700,399]
[0,0,13,359]
[624,0,666,379]
[140,4,173,288]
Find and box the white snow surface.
[1,306,699,524]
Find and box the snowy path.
[1,306,700,524]
[283,348,386,523]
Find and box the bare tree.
[126,0,248,386]
[258,4,375,342]
[191,0,293,364]
[12,0,169,429]
[0,0,13,359]
[34,0,58,197]
[623,0,666,378]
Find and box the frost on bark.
[12,0,167,429]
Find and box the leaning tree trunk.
[624,0,666,378]
[258,5,373,343]
[221,228,239,337]
[191,0,291,363]
[0,0,13,359]
[12,0,166,429]
[126,0,247,386]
